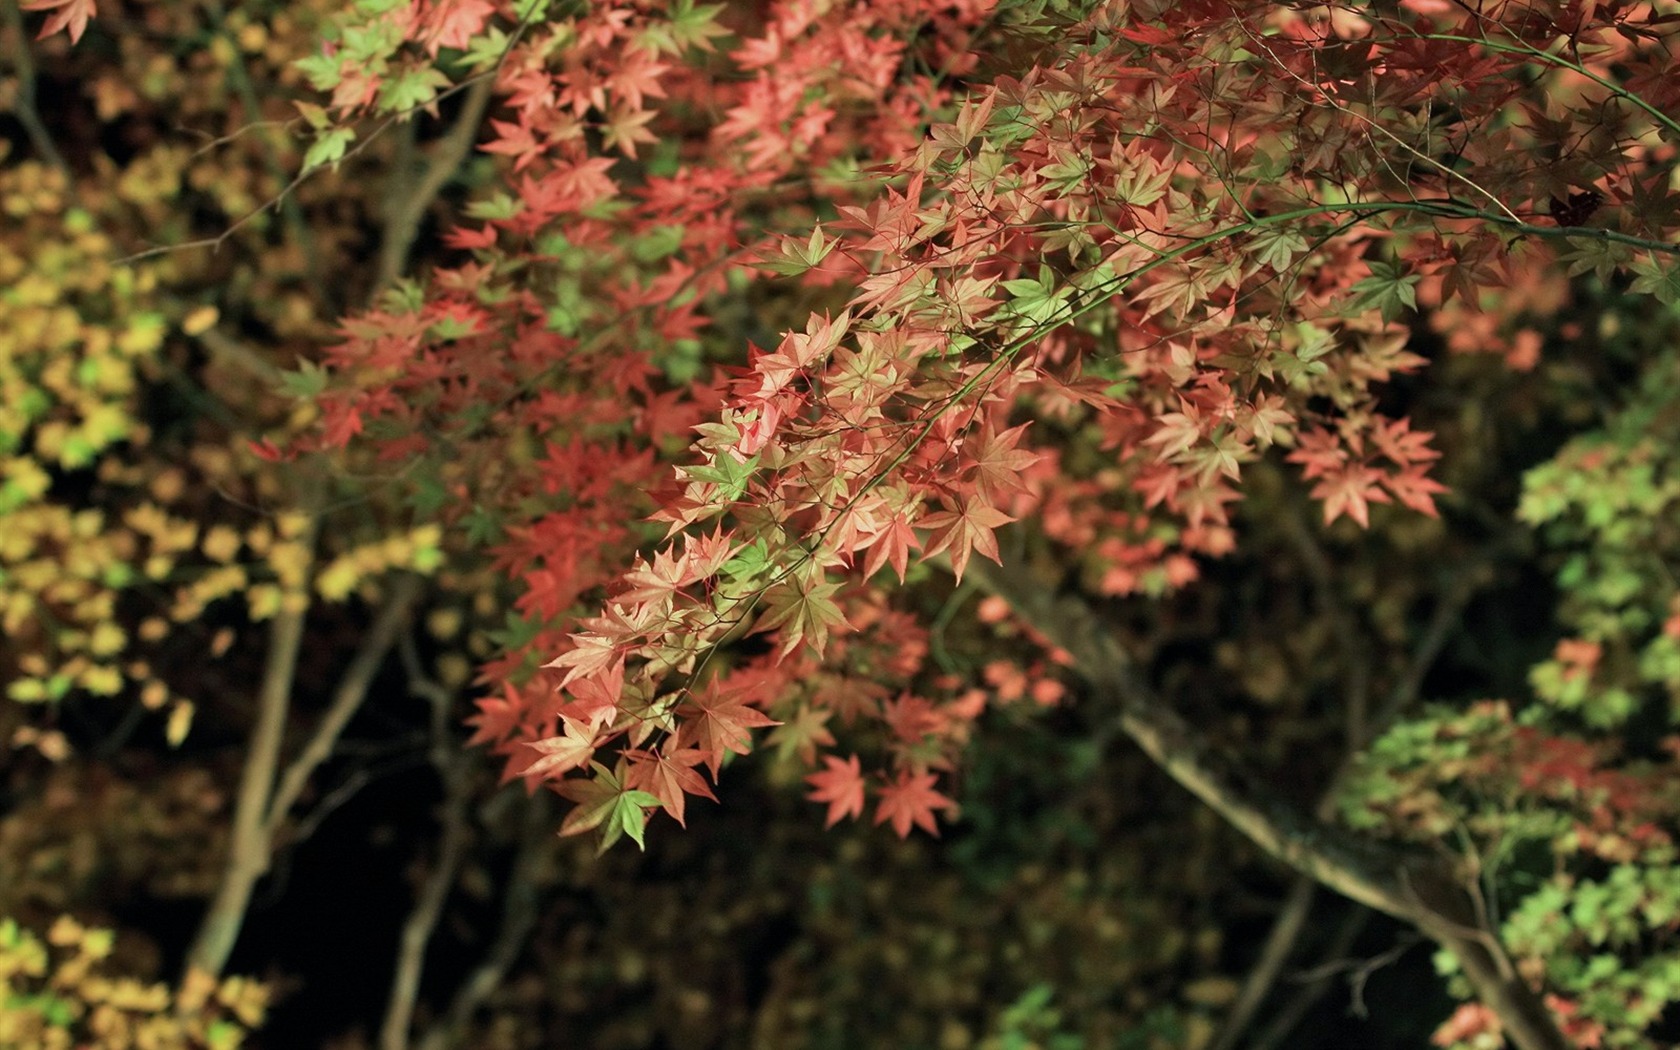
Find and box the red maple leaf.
[677,679,781,775]
[625,747,716,827]
[413,0,494,55]
[517,716,597,781]
[465,685,525,748]
[22,0,95,44]
[969,423,1041,501]
[874,769,955,838]
[1312,464,1392,528]
[920,498,1014,582]
[1383,465,1449,517]
[805,753,866,828]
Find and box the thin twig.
[1249,907,1372,1050]
[202,0,326,305]
[1209,877,1317,1050]
[110,69,493,268]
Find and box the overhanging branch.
[964,558,1571,1050]
[968,559,1417,917]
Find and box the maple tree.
[9,0,1680,1046]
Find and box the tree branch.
[965,558,1571,1050]
[187,495,323,979]
[186,563,420,979]
[1250,906,1372,1050]
[201,0,325,306]
[3,3,72,181]
[263,573,424,835]
[1212,525,1498,1050]
[1210,877,1317,1050]
[376,76,495,291]
[379,634,477,1050]
[416,791,553,1050]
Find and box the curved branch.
[965,558,1570,1050]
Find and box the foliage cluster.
[5,0,1680,1049]
[0,915,264,1050]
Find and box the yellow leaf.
[89,621,125,656]
[202,525,243,563]
[182,305,220,336]
[166,700,195,747]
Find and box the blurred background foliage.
[3,2,1679,1049]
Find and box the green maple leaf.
[1000,264,1074,328]
[768,704,835,764]
[302,127,356,174]
[1348,260,1419,322]
[1629,254,1680,307]
[557,762,663,853]
[756,576,850,657]
[1250,226,1308,271]
[378,67,450,114]
[722,538,772,582]
[684,452,758,502]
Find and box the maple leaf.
[544,635,623,688]
[414,0,495,54]
[22,0,95,44]
[625,747,716,827]
[517,716,597,780]
[970,424,1041,500]
[677,679,781,775]
[600,104,658,159]
[555,657,623,730]
[921,498,1014,582]
[861,506,922,583]
[556,761,664,854]
[805,754,866,828]
[465,685,525,748]
[755,576,851,657]
[874,769,955,838]
[767,704,836,765]
[1312,464,1392,528]
[1383,465,1449,517]
[618,549,689,606]
[883,693,947,744]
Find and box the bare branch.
[187,494,323,979]
[416,792,553,1050]
[1249,906,1371,1050]
[201,0,326,304]
[969,558,1416,917]
[377,75,496,290]
[186,562,420,979]
[263,573,424,834]
[379,635,477,1050]
[1209,877,1317,1050]
[965,558,1571,1050]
